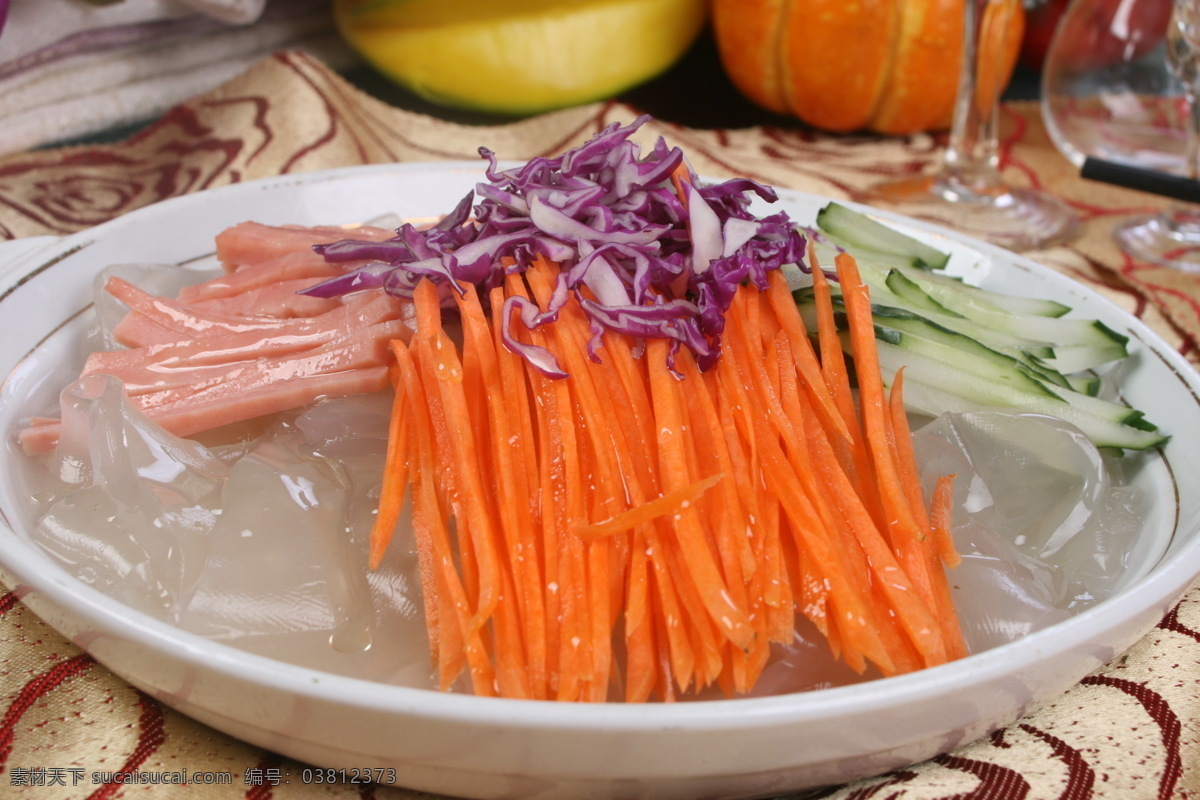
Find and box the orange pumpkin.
[710,0,1025,135]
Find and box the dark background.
[60,24,1045,148]
[341,26,1045,131]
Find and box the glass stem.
[1186,79,1199,181]
[1167,0,1200,230]
[940,0,1007,197]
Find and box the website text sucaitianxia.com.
[9,765,399,788]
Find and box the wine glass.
[1042,0,1200,269]
[867,0,1079,251]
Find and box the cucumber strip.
[1041,380,1151,426]
[874,345,1168,451]
[866,317,1144,424]
[814,202,951,270]
[868,305,1054,364]
[843,280,1058,358]
[1039,340,1134,374]
[999,352,1072,390]
[856,328,1060,398]
[886,268,1126,352]
[809,244,1106,372]
[883,269,965,319]
[794,293,1162,448]
[801,203,1163,450]
[796,288,1059,365]
[1066,373,1101,397]
[844,322,1140,423]
[797,294,1073,395]
[890,264,1071,318]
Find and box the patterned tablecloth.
[0,50,1197,800]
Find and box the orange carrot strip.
[509,271,595,702]
[677,351,764,693]
[368,354,410,570]
[554,406,590,702]
[737,295,885,669]
[644,518,696,696]
[531,366,563,694]
[764,269,851,442]
[577,473,723,539]
[867,581,924,676]
[724,285,894,673]
[757,287,783,351]
[758,473,795,645]
[887,369,932,529]
[410,286,481,624]
[930,473,960,568]
[585,535,614,702]
[387,341,440,668]
[486,284,549,699]
[771,334,836,645]
[503,272,570,696]
[669,157,695,203]
[657,529,723,693]
[590,340,657,689]
[491,564,532,700]
[455,281,540,699]
[565,409,601,702]
[808,246,878,519]
[772,322,884,663]
[833,253,922,536]
[526,259,637,700]
[711,327,794,646]
[788,514,830,641]
[888,370,962,568]
[596,329,697,693]
[928,472,968,661]
[672,372,735,691]
[787,353,946,671]
[413,280,503,637]
[451,283,524,697]
[624,582,657,702]
[704,368,760,584]
[724,284,859,662]
[610,346,722,694]
[534,356,587,702]
[807,243,861,437]
[887,370,967,664]
[834,253,940,615]
[645,337,756,652]
[650,579,678,702]
[708,364,777,674]
[393,338,494,694]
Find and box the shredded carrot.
[368,361,409,570]
[364,246,966,700]
[485,284,549,698]
[578,473,723,540]
[392,336,493,694]
[930,474,961,568]
[834,254,940,615]
[646,337,756,653]
[807,246,879,520]
[765,269,851,443]
[413,280,503,637]
[792,361,947,670]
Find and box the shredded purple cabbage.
[306,115,807,377]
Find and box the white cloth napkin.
[0,0,358,155]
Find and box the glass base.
[865,174,1079,252]
[1114,210,1200,271]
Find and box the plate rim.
[0,160,1197,735]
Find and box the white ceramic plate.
[1,163,1199,800]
